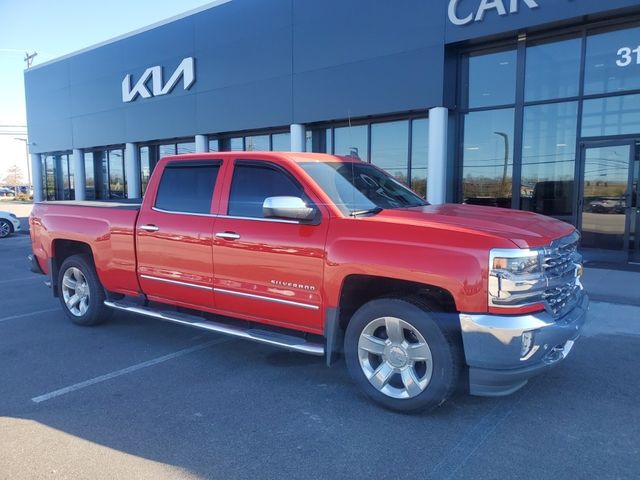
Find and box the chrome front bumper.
[459,293,589,396]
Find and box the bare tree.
[3,164,25,196]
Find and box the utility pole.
[24,51,38,69]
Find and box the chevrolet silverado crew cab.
[29,152,589,412]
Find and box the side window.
[228,164,303,218]
[155,164,220,214]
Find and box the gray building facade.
[24,0,640,262]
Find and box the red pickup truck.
[29,152,588,411]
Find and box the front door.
[578,142,635,256]
[212,159,329,333]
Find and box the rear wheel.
[344,297,461,412]
[58,254,111,326]
[0,219,12,238]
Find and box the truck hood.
[374,204,576,249]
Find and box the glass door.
[579,142,634,253]
[631,143,640,263]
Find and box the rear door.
[136,159,222,309]
[212,159,329,333]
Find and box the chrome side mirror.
[263,196,316,221]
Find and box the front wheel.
[344,297,461,412]
[58,254,111,326]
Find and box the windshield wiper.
[350,207,383,217]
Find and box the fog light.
[521,331,534,358]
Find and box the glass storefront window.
[584,26,640,95]
[525,38,581,102]
[271,132,290,151]
[582,93,640,137]
[520,102,578,222]
[84,152,95,200]
[159,144,176,158]
[140,146,150,195]
[334,125,368,160]
[176,142,195,154]
[462,108,515,208]
[107,149,125,199]
[244,135,269,151]
[61,154,74,200]
[229,137,243,151]
[466,49,517,108]
[411,118,429,198]
[370,120,409,185]
[208,138,219,152]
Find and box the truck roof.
[161,151,362,164]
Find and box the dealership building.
[25,0,640,263]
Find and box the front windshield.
[300,161,427,215]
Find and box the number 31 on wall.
[616,46,640,67]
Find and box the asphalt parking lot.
[1,232,639,479]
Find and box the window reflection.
[140,146,150,195]
[582,93,640,137]
[466,49,517,108]
[411,118,429,198]
[159,144,176,158]
[520,102,578,222]
[334,125,368,160]
[462,109,515,208]
[371,120,409,185]
[525,38,581,101]
[176,142,195,154]
[208,138,219,152]
[229,137,243,151]
[107,149,125,199]
[584,26,640,95]
[271,132,290,151]
[244,135,269,151]
[84,152,95,200]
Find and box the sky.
[0,0,216,182]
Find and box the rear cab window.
[155,161,221,214]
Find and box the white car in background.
[0,211,21,238]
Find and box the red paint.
[30,152,577,335]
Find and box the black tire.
[344,297,461,413]
[0,219,12,238]
[57,254,112,326]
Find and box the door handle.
[215,232,240,240]
[140,224,159,232]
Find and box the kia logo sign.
[122,57,195,103]
[448,0,539,26]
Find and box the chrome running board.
[103,300,325,356]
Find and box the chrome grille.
[542,231,582,318]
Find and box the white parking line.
[31,338,229,404]
[0,308,60,323]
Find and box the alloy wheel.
[357,316,433,399]
[61,267,90,317]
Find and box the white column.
[427,107,449,205]
[290,124,306,152]
[31,153,43,202]
[125,142,141,199]
[195,134,208,153]
[72,148,86,201]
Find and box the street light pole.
[13,137,31,188]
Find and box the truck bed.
[41,200,141,210]
[30,201,141,296]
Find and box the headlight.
[488,248,545,309]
